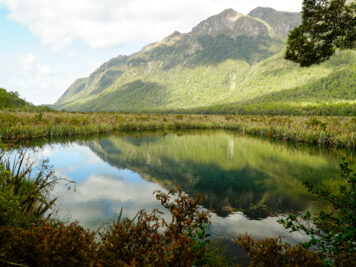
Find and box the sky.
[0,0,302,105]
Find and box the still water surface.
[23,131,355,244]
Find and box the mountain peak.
[248,7,301,37]
[159,30,182,45]
[215,8,244,22]
[55,6,301,110]
[249,7,276,15]
[191,8,274,38]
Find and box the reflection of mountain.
[88,132,345,219]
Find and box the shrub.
[0,144,73,228]
[0,184,212,266]
[99,188,211,266]
[239,159,356,266]
[0,222,98,267]
[278,159,356,265]
[237,235,323,266]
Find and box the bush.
[237,235,323,266]
[0,185,212,266]
[99,188,211,266]
[0,143,73,228]
[238,160,356,266]
[1,142,355,266]
[0,222,98,267]
[278,159,356,265]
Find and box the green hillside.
[0,88,28,109]
[0,88,52,111]
[54,7,356,115]
[184,50,356,115]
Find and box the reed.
[0,111,355,149]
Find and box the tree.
[237,159,356,266]
[278,159,356,265]
[285,0,356,66]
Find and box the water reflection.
[23,131,354,244]
[88,132,346,219]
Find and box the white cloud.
[0,0,302,50]
[21,53,55,76]
[0,52,76,104]
[0,0,302,104]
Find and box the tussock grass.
[0,111,355,149]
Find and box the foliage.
[0,222,98,267]
[1,138,356,265]
[0,185,213,266]
[285,0,356,66]
[0,88,52,111]
[54,48,356,114]
[237,234,323,266]
[99,188,211,266]
[0,89,28,109]
[0,144,72,228]
[0,112,355,149]
[53,4,355,115]
[236,160,356,266]
[278,159,356,265]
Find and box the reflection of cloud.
[17,137,313,241]
[52,174,164,229]
[25,143,103,168]
[211,212,308,244]
[52,172,307,243]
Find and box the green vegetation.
[54,48,356,114]
[279,159,356,265]
[0,88,28,109]
[0,112,355,149]
[0,144,215,266]
[239,160,356,266]
[285,0,356,66]
[52,6,355,115]
[0,144,69,229]
[0,88,52,112]
[1,143,355,266]
[174,50,356,115]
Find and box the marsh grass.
[0,145,73,228]
[0,111,355,149]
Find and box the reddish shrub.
[99,188,211,266]
[0,222,98,267]
[237,234,323,267]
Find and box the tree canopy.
[285,0,356,66]
[0,88,28,109]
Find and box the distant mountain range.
[54,7,356,115]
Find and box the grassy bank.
[0,111,355,149]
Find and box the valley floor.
[0,112,355,149]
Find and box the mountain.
[54,7,356,115]
[248,7,301,37]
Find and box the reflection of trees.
[88,133,343,219]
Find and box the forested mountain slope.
[54,7,356,115]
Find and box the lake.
[20,130,355,245]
